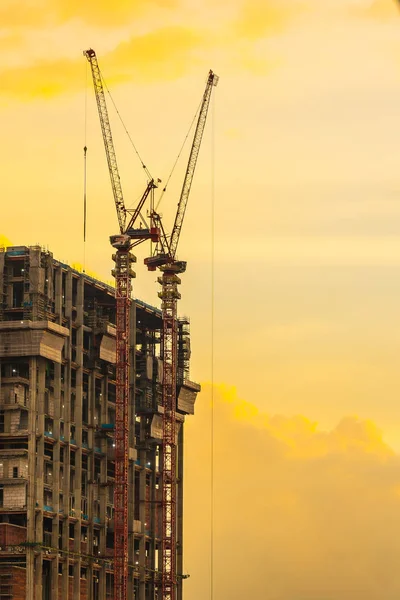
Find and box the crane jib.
[84,48,127,234]
[169,70,218,259]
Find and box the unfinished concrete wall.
[0,247,199,599]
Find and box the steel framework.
[114,247,132,600]
[146,69,218,600]
[158,266,180,599]
[84,48,158,600]
[86,47,217,600]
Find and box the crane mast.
[113,243,133,600]
[84,48,158,600]
[146,69,218,600]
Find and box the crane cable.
[210,87,216,600]
[155,96,203,213]
[101,75,153,182]
[83,59,88,273]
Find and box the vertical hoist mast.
[113,243,133,600]
[146,69,218,600]
[84,48,158,600]
[158,263,180,600]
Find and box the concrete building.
[0,245,200,600]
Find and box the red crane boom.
[146,69,218,600]
[84,48,158,600]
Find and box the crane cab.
[110,234,131,249]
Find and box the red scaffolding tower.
[84,48,158,600]
[146,69,219,600]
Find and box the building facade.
[0,245,199,600]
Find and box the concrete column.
[26,357,37,600]
[55,268,63,326]
[138,421,147,600]
[87,371,96,600]
[177,424,184,600]
[65,271,72,323]
[45,254,54,309]
[73,276,83,599]
[34,359,46,598]
[76,277,84,327]
[62,278,72,600]
[29,247,41,321]
[128,301,136,596]
[52,361,62,600]
[98,375,108,600]
[149,449,157,599]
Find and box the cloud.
[0,0,178,29]
[0,57,83,99]
[233,0,304,39]
[184,384,400,600]
[236,49,279,75]
[103,26,205,82]
[367,0,400,18]
[351,0,400,19]
[0,26,205,99]
[0,0,298,99]
[55,0,177,27]
[0,1,46,29]
[0,32,24,52]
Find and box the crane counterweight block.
[125,227,160,242]
[150,227,161,242]
[144,254,170,271]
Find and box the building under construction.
[0,244,200,600]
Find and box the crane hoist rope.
[155,95,203,213]
[210,90,216,600]
[102,75,153,182]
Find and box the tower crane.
[145,69,219,600]
[84,48,159,600]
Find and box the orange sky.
[2,1,400,597]
[185,384,400,599]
